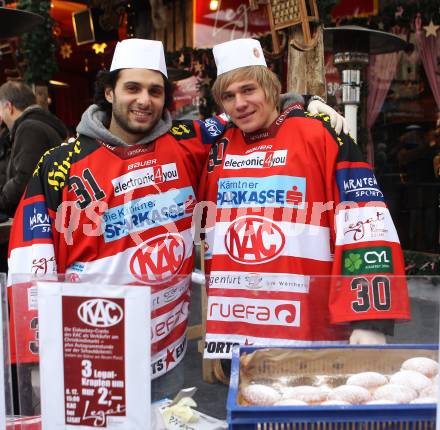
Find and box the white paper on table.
[38,282,150,430]
[153,399,228,430]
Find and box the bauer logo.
[224,215,285,264]
[77,299,123,328]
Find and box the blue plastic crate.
[227,345,438,430]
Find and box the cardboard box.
[227,345,437,430]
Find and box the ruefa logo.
[224,216,285,264]
[208,298,300,327]
[77,299,123,328]
[130,233,185,284]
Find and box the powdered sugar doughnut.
[410,397,436,404]
[320,400,350,406]
[373,384,417,403]
[241,384,281,406]
[401,357,439,378]
[366,400,398,405]
[346,372,388,390]
[328,385,371,404]
[390,370,431,392]
[274,399,308,406]
[420,383,437,398]
[281,385,329,404]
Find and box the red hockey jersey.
[199,106,410,359]
[8,120,211,378]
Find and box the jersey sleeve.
[7,146,64,278]
[7,146,67,364]
[319,120,411,325]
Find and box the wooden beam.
[287,25,327,99]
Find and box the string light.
[49,80,69,87]
[209,0,219,11]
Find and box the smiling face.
[105,68,165,144]
[220,78,278,133]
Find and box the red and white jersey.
[199,106,410,359]
[8,120,212,379]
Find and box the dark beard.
[112,106,156,136]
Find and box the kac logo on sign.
[77,299,123,328]
[130,233,186,284]
[224,216,285,264]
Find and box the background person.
[0,81,67,216]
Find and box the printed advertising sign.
[38,282,150,429]
[194,0,269,48]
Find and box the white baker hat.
[213,38,267,76]
[110,38,168,77]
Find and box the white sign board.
[38,282,150,429]
[0,281,6,430]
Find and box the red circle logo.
[130,233,186,284]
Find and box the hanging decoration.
[394,6,404,19]
[92,43,107,54]
[423,19,439,37]
[60,42,72,59]
[52,23,61,38]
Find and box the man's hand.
[349,329,386,345]
[307,100,349,135]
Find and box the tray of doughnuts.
[227,345,438,430]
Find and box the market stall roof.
[0,7,43,38]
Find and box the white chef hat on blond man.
[213,38,267,76]
[110,38,168,78]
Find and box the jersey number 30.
[351,276,391,312]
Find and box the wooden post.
[287,25,327,100]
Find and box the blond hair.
[212,65,281,110]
